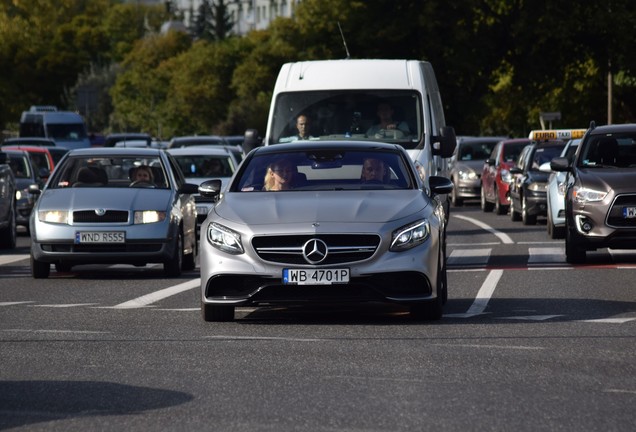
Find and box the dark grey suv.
[0,151,17,249]
[551,123,636,263]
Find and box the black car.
[0,151,17,249]
[551,123,636,263]
[509,140,566,225]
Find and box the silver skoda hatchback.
[198,141,453,322]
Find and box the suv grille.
[252,234,380,265]
[607,194,636,227]
[73,210,129,223]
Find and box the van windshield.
[269,90,422,148]
[46,123,88,141]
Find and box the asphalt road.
[1,205,635,431]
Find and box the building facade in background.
[173,0,301,36]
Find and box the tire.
[510,199,521,221]
[182,235,196,271]
[494,188,507,215]
[451,181,463,207]
[31,254,50,279]
[202,303,235,322]
[481,187,494,212]
[0,203,17,249]
[410,246,445,321]
[565,225,586,264]
[164,230,183,277]
[521,196,537,225]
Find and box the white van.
[244,59,456,192]
[19,106,90,150]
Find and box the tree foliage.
[2,0,635,138]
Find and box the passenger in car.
[361,158,388,183]
[279,114,314,142]
[131,165,154,185]
[366,102,410,138]
[263,159,296,191]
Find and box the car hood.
[37,187,173,211]
[215,190,429,225]
[578,168,636,194]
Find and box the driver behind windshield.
[366,102,410,138]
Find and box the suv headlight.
[573,187,607,203]
[390,220,430,252]
[208,222,244,254]
[528,182,546,192]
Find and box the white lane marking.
[582,318,636,323]
[0,301,35,306]
[452,214,515,244]
[0,254,29,266]
[107,278,200,309]
[156,308,199,311]
[604,389,636,395]
[205,335,322,342]
[445,269,503,318]
[433,343,544,351]
[2,329,110,334]
[528,247,565,264]
[28,303,99,308]
[448,242,499,247]
[447,248,491,267]
[497,315,563,321]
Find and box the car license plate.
[623,207,636,218]
[283,268,349,285]
[75,231,125,244]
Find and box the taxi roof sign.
[528,129,587,140]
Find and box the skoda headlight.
[134,211,166,224]
[390,220,430,252]
[573,187,607,203]
[208,222,244,254]
[39,210,69,224]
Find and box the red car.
[480,138,530,214]
[1,145,68,180]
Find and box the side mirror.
[199,179,223,199]
[432,126,457,158]
[509,167,522,175]
[485,158,495,166]
[550,157,571,172]
[28,183,41,195]
[428,175,454,196]
[242,129,262,154]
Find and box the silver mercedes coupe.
[198,141,453,321]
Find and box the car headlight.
[207,222,244,254]
[573,187,607,203]
[557,181,567,196]
[390,220,430,252]
[500,169,512,183]
[458,170,478,180]
[39,210,69,224]
[134,211,166,224]
[527,182,546,192]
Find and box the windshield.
[50,156,169,189]
[173,155,235,179]
[46,123,88,141]
[579,134,636,168]
[234,149,415,192]
[269,90,422,148]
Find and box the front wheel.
[0,204,16,249]
[521,196,537,225]
[451,182,463,207]
[481,187,494,212]
[164,230,183,277]
[565,226,586,264]
[31,254,50,279]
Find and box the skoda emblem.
[95,208,106,216]
[302,239,328,264]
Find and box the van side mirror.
[432,126,457,158]
[242,129,262,154]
